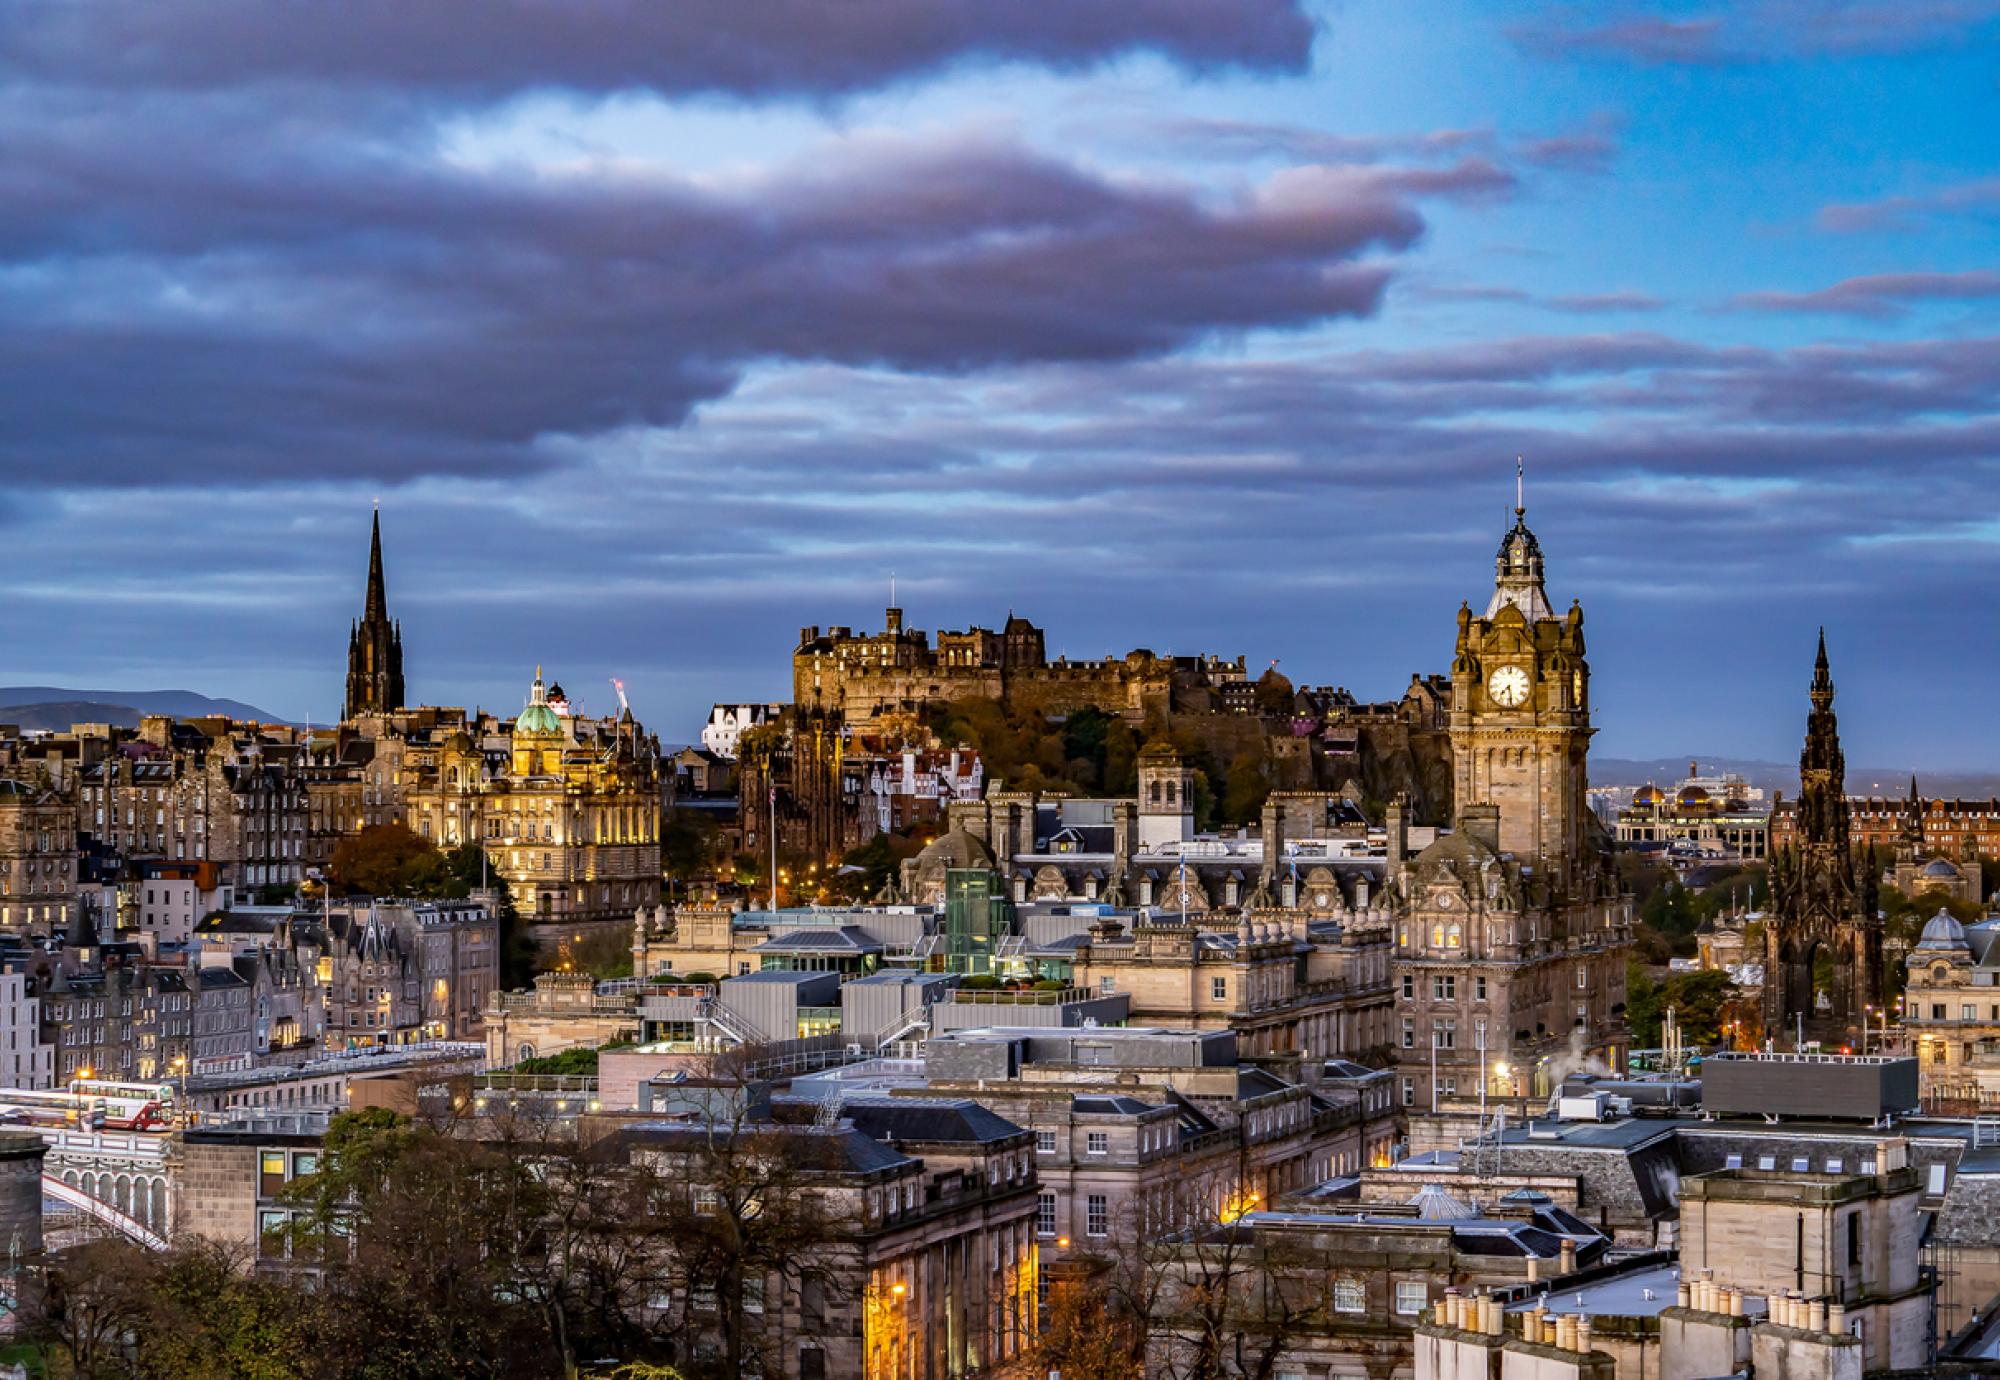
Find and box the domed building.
[1903,907,2000,1109]
[1612,762,1767,860]
[1885,778,1984,906]
[396,665,663,926]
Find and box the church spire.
[343,506,406,720]
[364,504,388,624]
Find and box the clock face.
[1487,664,1531,707]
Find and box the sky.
[2,0,1997,765]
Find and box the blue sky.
[2,0,1997,766]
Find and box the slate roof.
[837,1096,1027,1146]
[1071,1095,1156,1117]
[620,1121,916,1176]
[755,926,883,954]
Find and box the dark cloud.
[0,118,1428,486]
[0,0,1317,101]
[1730,270,2000,318]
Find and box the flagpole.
[769,783,778,912]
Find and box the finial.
[1515,455,1525,518]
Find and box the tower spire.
[343,506,406,720]
[365,506,388,623]
[1515,454,1524,518]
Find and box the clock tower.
[1448,487,1592,872]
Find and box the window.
[260,1150,288,1198]
[1334,1278,1365,1313]
[1757,1155,1776,1171]
[1035,1129,1056,1154]
[1401,1019,1415,1049]
[1964,1004,1977,1021]
[1435,1021,1456,1050]
[1791,1158,1810,1173]
[1475,976,1487,1001]
[1401,1078,1415,1106]
[1401,974,1414,1000]
[1576,965,1589,990]
[1087,1131,1108,1157]
[1395,1281,1428,1315]
[1037,1193,1057,1236]
[693,1186,719,1216]
[1825,1158,1844,1174]
[1725,1153,1743,1169]
[1086,1195,1108,1237]
[1211,976,1228,1001]
[258,1209,289,1259]
[1100,977,1116,995]
[1433,975,1455,1001]
[1847,1214,1862,1267]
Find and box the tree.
[1252,667,1294,719]
[1626,961,1737,1048]
[1221,747,1271,825]
[1035,1284,1144,1380]
[329,824,444,898]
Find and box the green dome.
[515,702,562,737]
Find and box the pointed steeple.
[343,506,407,720]
[364,505,388,623]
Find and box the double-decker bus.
[66,1079,177,1131]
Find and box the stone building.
[907,1024,1400,1288]
[793,604,1233,724]
[1881,776,1985,906]
[1612,764,1769,860]
[1902,911,2000,1110]
[0,775,77,935]
[1390,493,1632,1111]
[168,1111,329,1269]
[76,726,309,894]
[389,670,662,925]
[483,970,644,1068]
[620,1097,1040,1380]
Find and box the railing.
[472,1073,600,1094]
[870,1006,933,1048]
[946,986,1092,1006]
[696,997,766,1047]
[40,1129,167,1161]
[492,991,638,1015]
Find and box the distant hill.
[0,686,288,731]
[1597,756,2000,800]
